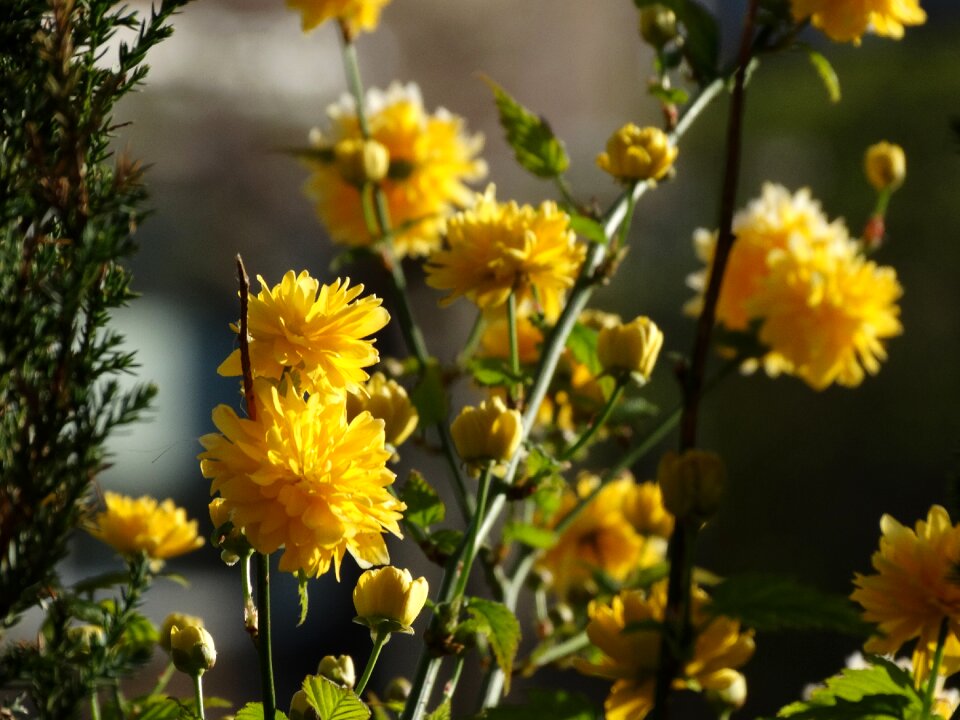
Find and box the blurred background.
[60,0,960,715]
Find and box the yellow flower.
[87,492,204,563]
[353,566,429,635]
[657,449,726,524]
[851,506,960,661]
[159,613,205,653]
[347,372,419,448]
[791,0,926,44]
[425,185,586,320]
[748,238,903,390]
[576,582,755,720]
[286,0,392,37]
[597,316,664,382]
[624,481,675,539]
[450,396,522,466]
[334,137,390,187]
[218,271,389,397]
[538,474,668,600]
[169,623,217,676]
[305,82,486,258]
[596,124,678,184]
[865,141,907,192]
[199,379,404,578]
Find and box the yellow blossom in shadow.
[305,83,486,258]
[353,566,429,635]
[597,315,664,382]
[748,239,902,390]
[426,185,586,320]
[218,271,389,396]
[538,474,668,600]
[347,372,419,448]
[791,0,926,44]
[450,396,522,466]
[576,581,755,720]
[851,506,960,661]
[286,0,392,37]
[199,379,403,578]
[624,481,675,539]
[87,492,203,563]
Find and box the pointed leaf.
[425,700,452,720]
[565,323,600,374]
[467,598,521,694]
[803,46,841,103]
[568,213,608,245]
[402,470,446,529]
[298,571,310,626]
[482,76,570,179]
[302,675,371,720]
[503,521,557,550]
[706,574,873,637]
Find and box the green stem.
[241,551,257,634]
[150,662,176,696]
[560,379,626,461]
[257,553,276,720]
[523,630,590,672]
[616,186,638,250]
[452,463,495,600]
[356,630,390,697]
[456,310,486,367]
[443,656,465,703]
[90,691,102,720]
[193,673,206,720]
[922,619,950,715]
[507,291,521,402]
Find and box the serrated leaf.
[135,699,185,720]
[425,700,451,720]
[482,76,570,179]
[402,470,446,529]
[467,598,521,695]
[635,0,719,82]
[503,521,557,550]
[298,571,310,626]
[426,529,464,563]
[476,689,599,720]
[411,361,447,427]
[302,675,371,720]
[565,323,600,374]
[804,46,841,103]
[235,703,289,720]
[568,213,608,244]
[706,574,873,636]
[777,659,921,719]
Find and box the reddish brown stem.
[236,255,257,422]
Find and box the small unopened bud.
[704,669,748,711]
[289,690,320,720]
[450,397,522,467]
[385,677,412,704]
[159,613,204,653]
[353,566,429,638]
[597,124,678,184]
[639,5,678,48]
[657,449,725,523]
[334,138,390,186]
[317,654,356,688]
[864,141,906,192]
[169,623,217,676]
[597,315,664,383]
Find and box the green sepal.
[482,75,570,179]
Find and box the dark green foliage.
[0,0,190,715]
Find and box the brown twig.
[236,255,257,422]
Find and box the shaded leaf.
[503,521,557,550]
[565,323,600,374]
[649,84,690,106]
[467,598,521,694]
[476,689,599,720]
[482,76,570,178]
[411,361,447,427]
[803,46,841,103]
[425,700,451,720]
[568,213,608,244]
[402,470,446,529]
[706,574,873,637]
[302,675,371,720]
[468,358,525,388]
[235,704,289,720]
[635,0,719,82]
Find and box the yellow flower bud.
[347,373,419,448]
[289,689,319,720]
[317,654,356,688]
[703,669,748,711]
[864,141,906,192]
[450,397,522,465]
[657,449,725,523]
[597,315,664,382]
[597,124,678,184]
[159,612,204,653]
[169,623,217,676]
[334,138,390,187]
[353,566,429,637]
[385,677,412,703]
[639,5,678,48]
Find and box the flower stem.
[922,619,950,715]
[443,656,465,703]
[560,379,626,461]
[356,630,390,697]
[236,255,257,422]
[256,552,276,719]
[452,462,495,600]
[507,291,521,402]
[90,691,101,720]
[193,673,206,720]
[616,186,638,250]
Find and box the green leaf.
[411,361,447,427]
[235,704,289,720]
[135,699,187,720]
[608,396,659,425]
[777,657,921,719]
[476,689,600,720]
[633,561,670,589]
[298,571,310,626]
[302,675,371,720]
[401,470,446,529]
[425,529,464,564]
[634,0,719,82]
[803,46,841,103]
[467,598,522,694]
[425,700,452,720]
[706,574,873,636]
[503,521,557,550]
[565,323,601,374]
[482,76,570,179]
[649,84,691,106]
[467,358,525,388]
[568,213,608,244]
